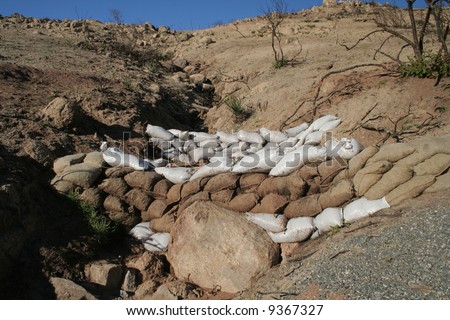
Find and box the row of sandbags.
[101,115,364,184]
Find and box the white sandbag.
[146,124,175,141]
[172,153,194,166]
[170,139,185,151]
[101,142,149,171]
[168,129,189,140]
[198,139,220,149]
[343,197,390,223]
[269,145,327,176]
[246,143,264,154]
[145,158,167,168]
[285,123,309,137]
[129,222,155,242]
[314,207,343,234]
[232,146,282,173]
[268,217,314,243]
[191,132,218,143]
[217,131,239,144]
[237,130,266,144]
[150,137,173,151]
[295,125,314,146]
[310,230,320,240]
[181,140,197,153]
[245,213,287,233]
[189,159,233,180]
[310,115,339,131]
[326,138,364,160]
[319,118,342,132]
[259,128,288,143]
[154,167,193,184]
[143,232,171,252]
[304,131,324,146]
[161,148,179,160]
[189,147,215,163]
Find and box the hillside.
[0,2,449,299]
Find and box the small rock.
[62,163,102,188]
[183,65,197,75]
[50,277,96,300]
[70,20,83,29]
[202,83,214,92]
[151,284,178,300]
[53,153,86,174]
[122,269,139,292]
[179,33,192,42]
[189,73,206,87]
[201,36,215,46]
[173,57,188,70]
[135,280,159,298]
[158,26,170,33]
[85,260,123,290]
[23,140,54,167]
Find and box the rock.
[179,33,192,42]
[98,178,129,198]
[50,277,96,300]
[135,280,159,298]
[189,73,206,87]
[126,252,167,282]
[62,163,102,188]
[80,188,104,207]
[201,36,215,46]
[23,140,54,167]
[125,189,153,212]
[50,176,76,194]
[122,269,139,292]
[85,260,123,290]
[70,20,83,29]
[168,202,280,293]
[41,97,84,132]
[151,284,178,300]
[83,151,106,168]
[124,172,162,190]
[53,153,85,174]
[173,57,188,70]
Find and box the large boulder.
[168,202,280,293]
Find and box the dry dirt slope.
[0,4,449,299]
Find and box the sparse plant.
[224,95,252,122]
[123,78,133,91]
[401,52,450,78]
[66,191,117,244]
[110,8,124,24]
[435,105,448,112]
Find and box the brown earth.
[0,3,449,299]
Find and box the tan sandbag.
[353,161,393,196]
[386,175,436,206]
[211,189,235,203]
[98,178,129,198]
[284,194,322,219]
[424,172,450,193]
[250,194,289,214]
[124,171,162,190]
[397,136,450,167]
[125,189,154,212]
[104,195,128,213]
[180,179,202,199]
[297,164,319,182]
[204,172,239,193]
[239,173,267,193]
[257,174,307,200]
[348,146,379,177]
[152,179,174,199]
[178,191,210,215]
[108,212,141,231]
[166,183,182,205]
[318,158,347,185]
[318,179,354,209]
[149,213,175,233]
[368,143,415,164]
[364,165,413,200]
[413,153,450,176]
[332,168,350,184]
[226,193,260,212]
[104,167,134,178]
[142,199,169,221]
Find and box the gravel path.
[237,193,450,300]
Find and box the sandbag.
[295,125,314,146]
[129,222,154,241]
[413,153,450,176]
[217,131,239,144]
[348,145,379,177]
[150,138,173,151]
[270,145,327,177]
[226,193,259,212]
[353,160,393,196]
[304,131,323,146]
[368,143,416,164]
[189,159,233,181]
[204,172,239,193]
[146,125,175,141]
[364,165,413,200]
[326,138,364,160]
[211,189,235,203]
[166,184,182,205]
[424,172,450,193]
[343,197,390,223]
[310,115,339,131]
[191,132,218,143]
[332,168,350,184]
[232,146,282,174]
[180,179,203,198]
[124,171,162,190]
[318,179,354,209]
[124,189,153,212]
[319,118,342,132]
[104,195,128,213]
[267,217,315,243]
[154,167,193,184]
[189,147,215,163]
[168,129,189,140]
[385,175,436,206]
[314,207,343,234]
[101,142,150,171]
[98,178,129,197]
[284,194,322,218]
[198,139,220,149]
[149,213,175,233]
[237,130,265,144]
[285,123,309,137]
[239,173,268,193]
[257,174,307,199]
[246,143,264,154]
[245,213,287,233]
[143,232,171,252]
[152,179,174,199]
[317,158,347,186]
[259,128,288,143]
[142,199,170,221]
[180,140,197,153]
[251,194,289,214]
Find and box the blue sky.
[0,0,431,30]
